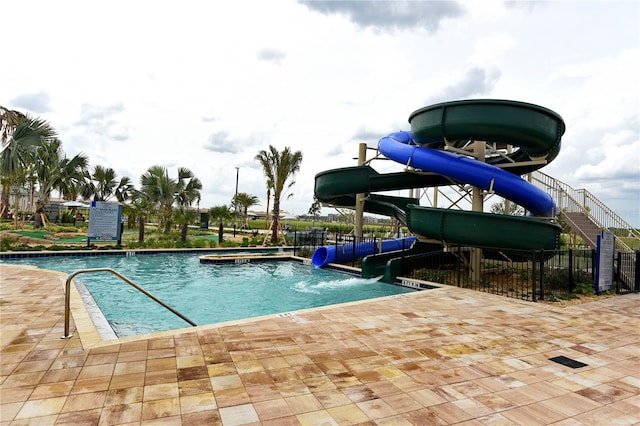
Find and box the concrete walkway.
[1,263,638,425]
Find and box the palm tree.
[81,165,134,203]
[208,205,232,226]
[232,192,260,228]
[140,166,175,233]
[174,207,197,243]
[0,112,57,224]
[140,166,202,235]
[127,190,153,243]
[209,205,232,245]
[115,176,134,203]
[255,145,303,243]
[174,167,202,240]
[32,139,88,228]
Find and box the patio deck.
[1,263,638,425]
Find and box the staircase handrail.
[531,171,639,252]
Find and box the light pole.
[234,167,239,235]
[235,167,239,197]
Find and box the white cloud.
[1,0,638,227]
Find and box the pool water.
[5,253,414,337]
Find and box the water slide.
[314,99,564,258]
[311,236,416,267]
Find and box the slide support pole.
[354,143,367,241]
[470,141,486,283]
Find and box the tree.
[80,165,132,203]
[114,176,134,203]
[208,205,232,225]
[174,167,202,240]
[308,195,322,226]
[255,145,303,243]
[490,200,525,216]
[174,207,197,243]
[0,112,57,224]
[140,165,202,235]
[209,205,232,245]
[80,165,111,201]
[140,166,177,234]
[32,139,88,228]
[232,192,260,228]
[127,190,153,243]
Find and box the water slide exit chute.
[311,236,416,267]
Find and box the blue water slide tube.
[378,131,556,217]
[311,236,416,268]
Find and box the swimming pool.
[4,253,415,337]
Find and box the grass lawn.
[12,230,87,244]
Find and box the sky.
[3,0,639,227]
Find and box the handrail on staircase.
[62,268,197,339]
[531,171,640,252]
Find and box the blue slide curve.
[377,131,557,217]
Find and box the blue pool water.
[4,253,414,337]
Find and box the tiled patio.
[1,263,639,425]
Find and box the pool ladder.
[62,268,197,339]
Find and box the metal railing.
[62,268,196,339]
[531,171,640,252]
[393,245,638,301]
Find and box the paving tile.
[101,402,143,424]
[14,396,67,419]
[218,402,260,425]
[141,397,181,420]
[295,409,339,426]
[1,263,639,425]
[253,397,294,420]
[179,392,217,413]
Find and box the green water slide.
[314,99,564,253]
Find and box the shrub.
[191,239,207,248]
[1,235,17,251]
[412,268,447,284]
[574,282,595,295]
[296,247,313,258]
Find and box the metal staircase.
[530,171,639,290]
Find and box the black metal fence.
[399,246,638,301]
[290,232,639,301]
[291,231,383,267]
[617,250,640,293]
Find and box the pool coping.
[0,245,295,260]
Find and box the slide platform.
[314,99,564,253]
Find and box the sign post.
[595,230,615,294]
[87,201,122,247]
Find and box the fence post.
[568,248,574,293]
[591,249,596,281]
[456,246,461,287]
[352,235,357,267]
[616,251,622,294]
[635,250,640,293]
[293,231,297,256]
[539,250,545,301]
[532,250,537,302]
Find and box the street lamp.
[235,167,239,197]
[234,167,239,235]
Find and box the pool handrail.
[62,267,197,339]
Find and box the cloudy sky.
[3,0,639,226]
